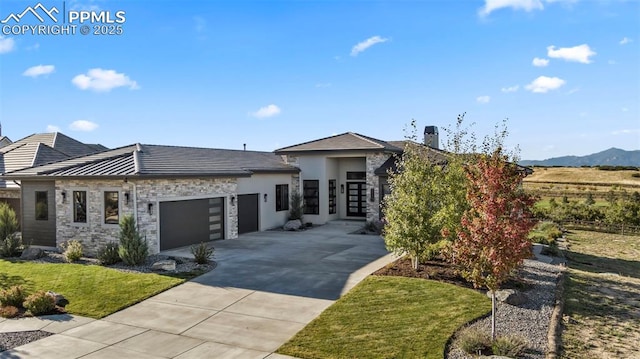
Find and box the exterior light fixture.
[61,190,67,203]
[370,188,375,202]
[264,193,268,202]
[147,203,153,214]
[124,192,130,204]
[231,196,236,206]
[340,184,344,194]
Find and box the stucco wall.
[237,173,294,230]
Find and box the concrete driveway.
[2,221,394,358]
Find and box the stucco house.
[2,127,444,254]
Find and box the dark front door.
[159,197,225,251]
[238,194,259,234]
[347,182,366,217]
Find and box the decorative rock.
[283,219,302,231]
[20,248,45,260]
[46,291,69,307]
[487,289,528,306]
[151,259,176,271]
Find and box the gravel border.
[0,331,53,352]
[446,259,563,359]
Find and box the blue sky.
[0,0,638,160]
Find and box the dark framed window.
[303,180,319,215]
[73,191,87,223]
[346,171,366,180]
[104,191,119,225]
[328,180,336,214]
[35,191,48,221]
[275,184,289,211]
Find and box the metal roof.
[275,132,403,154]
[3,144,299,179]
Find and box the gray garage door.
[238,194,259,234]
[159,197,225,251]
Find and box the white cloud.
[23,65,55,78]
[501,85,519,93]
[525,76,566,93]
[0,36,15,54]
[547,44,596,64]
[69,120,99,132]
[611,129,639,135]
[26,43,40,51]
[476,95,491,104]
[72,68,139,92]
[250,104,281,119]
[46,125,61,132]
[479,0,543,17]
[532,57,549,67]
[350,36,388,57]
[619,37,632,45]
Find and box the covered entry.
[159,197,225,251]
[238,193,259,234]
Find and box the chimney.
[424,126,439,149]
[243,143,246,151]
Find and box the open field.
[561,230,640,358]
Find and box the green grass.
[277,276,490,359]
[534,198,609,210]
[0,259,188,318]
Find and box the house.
[0,132,107,226]
[2,127,444,254]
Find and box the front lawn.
[0,260,186,318]
[277,276,490,359]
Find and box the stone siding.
[365,153,392,223]
[0,189,20,199]
[56,178,237,255]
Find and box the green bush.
[97,242,121,265]
[118,215,148,266]
[0,305,20,318]
[456,327,491,355]
[0,285,26,307]
[190,242,214,264]
[61,240,83,262]
[23,291,56,316]
[492,334,528,357]
[0,202,21,258]
[421,240,450,261]
[288,191,304,221]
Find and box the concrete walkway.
[1,221,394,358]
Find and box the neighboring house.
[2,144,300,254]
[2,127,448,255]
[0,132,107,226]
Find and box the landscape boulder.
[488,289,528,306]
[46,291,69,307]
[151,259,176,271]
[20,248,45,260]
[283,219,302,231]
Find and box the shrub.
[0,285,27,307]
[0,305,20,318]
[0,236,22,258]
[585,192,595,206]
[456,327,491,355]
[492,334,528,357]
[23,291,56,316]
[0,203,21,258]
[421,239,450,261]
[632,173,640,178]
[118,215,148,266]
[288,191,304,221]
[61,240,83,262]
[190,242,214,264]
[97,242,121,265]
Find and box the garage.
[238,193,259,234]
[159,197,225,251]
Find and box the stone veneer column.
[365,153,392,223]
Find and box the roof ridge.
[350,132,386,149]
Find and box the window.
[275,184,289,211]
[346,171,366,180]
[303,180,319,215]
[104,191,119,225]
[328,180,336,214]
[73,191,87,223]
[35,191,48,221]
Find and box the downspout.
[132,144,142,229]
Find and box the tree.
[118,215,148,266]
[451,146,537,340]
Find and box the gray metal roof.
[0,132,104,158]
[275,132,403,154]
[3,144,299,179]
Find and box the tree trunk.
[412,255,418,270]
[491,290,497,341]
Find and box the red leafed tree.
[452,147,537,340]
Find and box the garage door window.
[73,191,87,223]
[275,184,289,211]
[104,191,119,225]
[35,191,48,221]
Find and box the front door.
[347,182,366,217]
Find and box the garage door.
[159,197,225,251]
[238,194,259,234]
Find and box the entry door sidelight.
[347,182,366,217]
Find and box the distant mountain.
[520,148,640,167]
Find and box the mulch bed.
[373,256,530,291]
